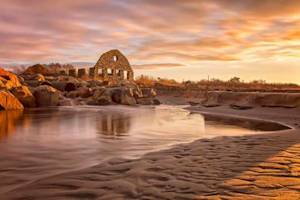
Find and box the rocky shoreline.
[0,66,160,111]
[2,64,300,199]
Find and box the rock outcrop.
[0,90,24,110]
[11,86,36,107]
[87,89,112,106]
[141,88,157,98]
[0,63,160,108]
[110,87,137,106]
[20,73,46,87]
[0,68,22,90]
[33,85,60,107]
[0,68,30,109]
[22,64,53,76]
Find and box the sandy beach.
[1,1,300,199]
[1,106,300,200]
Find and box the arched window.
[112,55,118,62]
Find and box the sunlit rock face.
[22,64,52,76]
[0,67,35,109]
[0,50,158,108]
[11,86,36,108]
[0,90,24,110]
[0,68,22,90]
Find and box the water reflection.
[97,113,131,136]
[0,106,259,195]
[0,110,24,141]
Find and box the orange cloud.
[132,63,185,70]
[0,0,300,83]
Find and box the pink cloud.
[0,0,299,84]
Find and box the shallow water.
[0,105,258,194]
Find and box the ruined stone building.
[92,49,134,81]
[60,49,134,81]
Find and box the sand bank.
[2,106,300,200]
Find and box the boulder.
[77,87,92,98]
[88,95,112,106]
[21,73,45,82]
[58,97,74,106]
[20,74,46,87]
[40,81,53,87]
[22,64,53,75]
[87,80,104,88]
[0,68,22,90]
[136,98,154,105]
[153,98,161,105]
[136,97,161,105]
[0,90,24,110]
[49,81,67,91]
[97,97,113,105]
[92,87,106,98]
[88,87,113,106]
[44,76,56,82]
[56,75,80,83]
[121,95,137,106]
[22,80,40,87]
[123,82,143,98]
[49,76,87,92]
[66,91,79,99]
[11,86,36,107]
[133,88,143,98]
[33,85,60,107]
[64,82,77,92]
[0,79,5,89]
[111,89,122,104]
[141,88,157,98]
[111,87,137,106]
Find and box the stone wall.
[93,49,134,81]
[58,49,134,81]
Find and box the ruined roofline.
[57,49,134,81]
[93,49,133,72]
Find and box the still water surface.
[0,105,257,193]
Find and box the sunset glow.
[1,0,300,83]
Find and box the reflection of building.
[97,113,131,136]
[0,110,24,141]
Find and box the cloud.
[216,0,300,18]
[0,0,300,83]
[132,63,185,70]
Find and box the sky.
[1,0,300,83]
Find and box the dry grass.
[135,75,300,93]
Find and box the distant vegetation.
[136,75,300,93]
[5,63,300,93]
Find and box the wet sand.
[2,106,300,199]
